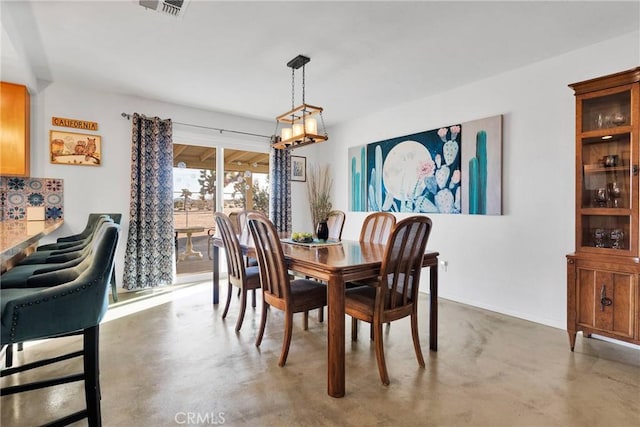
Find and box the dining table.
[211,234,439,398]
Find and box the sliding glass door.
[172,143,269,278]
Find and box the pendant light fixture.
[271,54,328,150]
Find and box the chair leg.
[318,307,324,323]
[235,289,248,332]
[303,312,309,331]
[110,269,118,303]
[222,284,233,319]
[373,321,389,385]
[351,318,358,341]
[4,344,13,368]
[251,289,256,308]
[279,311,294,367]
[255,301,268,347]
[411,312,425,367]
[84,325,102,427]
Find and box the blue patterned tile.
[0,176,64,221]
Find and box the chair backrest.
[26,219,116,287]
[376,216,432,314]
[327,210,346,240]
[214,212,247,288]
[57,213,122,243]
[236,209,260,243]
[228,211,241,234]
[247,212,291,305]
[1,222,120,344]
[360,212,396,244]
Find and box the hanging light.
[271,54,328,150]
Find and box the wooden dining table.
[211,234,439,398]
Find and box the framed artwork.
[348,145,367,211]
[460,115,503,215]
[50,130,101,166]
[366,126,462,213]
[349,114,503,215]
[291,155,306,182]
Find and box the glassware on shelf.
[602,154,619,167]
[594,188,608,207]
[608,182,622,208]
[595,113,604,129]
[612,111,626,126]
[610,229,624,249]
[593,228,607,248]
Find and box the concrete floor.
[2,281,639,426]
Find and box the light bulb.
[281,127,292,141]
[293,123,304,137]
[305,118,317,135]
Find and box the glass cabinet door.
[578,86,635,253]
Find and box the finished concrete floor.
[1,281,639,426]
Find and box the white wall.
[11,25,640,330]
[294,31,640,330]
[29,82,273,286]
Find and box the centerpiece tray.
[280,238,342,247]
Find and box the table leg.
[179,232,203,261]
[327,274,345,398]
[429,262,438,351]
[212,245,219,305]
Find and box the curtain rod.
[120,112,272,139]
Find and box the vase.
[316,220,329,242]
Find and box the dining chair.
[236,210,260,268]
[247,212,327,367]
[214,212,261,332]
[360,212,396,244]
[327,210,346,241]
[346,211,397,297]
[345,215,432,385]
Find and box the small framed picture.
[50,130,101,166]
[291,155,306,182]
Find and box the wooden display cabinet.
[567,68,640,350]
[0,82,30,176]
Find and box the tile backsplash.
[0,176,64,221]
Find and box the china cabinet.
[0,82,30,176]
[567,68,640,350]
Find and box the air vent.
[139,0,190,18]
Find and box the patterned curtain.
[123,113,174,289]
[268,148,291,233]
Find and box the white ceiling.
[2,1,639,127]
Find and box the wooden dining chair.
[345,215,432,385]
[247,212,327,367]
[347,212,397,289]
[327,210,346,241]
[214,212,261,332]
[360,212,396,244]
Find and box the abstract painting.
[348,145,367,211]
[366,126,462,213]
[460,115,502,214]
[349,115,503,215]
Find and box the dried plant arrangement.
[306,163,335,230]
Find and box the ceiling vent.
[139,0,189,18]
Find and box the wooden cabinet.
[567,68,640,350]
[0,82,30,176]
